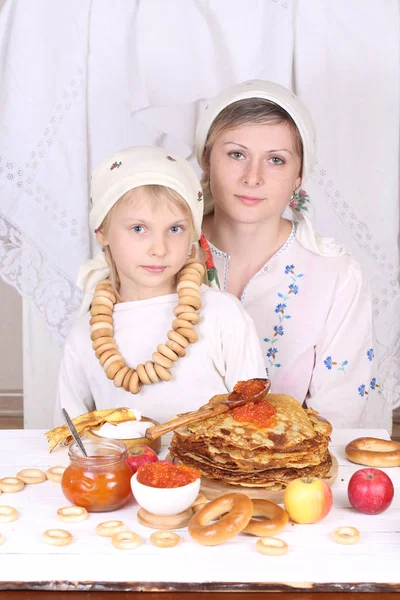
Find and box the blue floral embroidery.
[358,384,367,397]
[357,347,380,397]
[284,265,295,274]
[370,377,377,390]
[263,265,303,370]
[324,356,348,372]
[275,303,287,313]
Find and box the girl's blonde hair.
[100,184,201,300]
[200,98,303,214]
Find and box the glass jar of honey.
[61,439,132,512]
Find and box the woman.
[195,79,389,429]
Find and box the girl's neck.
[118,279,177,303]
[203,210,293,267]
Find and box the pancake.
[170,391,332,489]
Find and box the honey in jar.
[61,439,132,512]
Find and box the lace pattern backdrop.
[0,0,399,424]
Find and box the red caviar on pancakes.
[231,379,276,428]
[233,379,266,402]
[137,461,201,488]
[231,399,276,428]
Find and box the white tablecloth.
[0,428,399,592]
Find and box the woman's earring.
[101,247,105,252]
[290,189,296,202]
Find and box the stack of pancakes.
[169,393,332,490]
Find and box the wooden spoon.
[145,378,270,441]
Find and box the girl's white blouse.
[209,220,391,430]
[54,286,266,426]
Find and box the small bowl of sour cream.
[86,415,161,454]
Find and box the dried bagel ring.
[176,328,198,343]
[191,493,208,514]
[92,288,116,303]
[90,321,114,334]
[90,327,114,341]
[91,296,114,309]
[112,530,142,550]
[137,363,152,385]
[128,370,143,394]
[345,437,400,467]
[96,279,113,288]
[150,530,180,548]
[105,357,124,379]
[96,520,127,537]
[46,466,66,483]
[185,262,205,276]
[113,365,131,387]
[173,304,196,317]
[144,361,160,383]
[256,537,288,556]
[166,340,186,358]
[172,318,194,331]
[178,295,201,310]
[176,280,200,293]
[243,499,289,537]
[99,349,118,367]
[16,469,46,484]
[167,330,189,348]
[179,266,203,279]
[157,343,179,362]
[177,312,200,324]
[43,529,73,546]
[90,314,113,326]
[92,336,114,350]
[152,351,174,369]
[122,367,135,391]
[57,506,88,523]
[90,305,113,317]
[188,493,253,546]
[154,363,172,382]
[95,342,118,358]
[100,350,124,372]
[0,477,25,493]
[0,506,18,523]
[178,268,202,280]
[332,526,360,545]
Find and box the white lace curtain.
[1,0,399,407]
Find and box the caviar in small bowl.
[131,461,201,516]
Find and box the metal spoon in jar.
[62,408,88,457]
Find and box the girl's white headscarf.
[77,146,204,315]
[195,79,345,258]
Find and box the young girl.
[195,79,389,430]
[54,146,266,425]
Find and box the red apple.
[348,468,394,515]
[126,444,158,474]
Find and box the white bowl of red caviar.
[131,461,201,516]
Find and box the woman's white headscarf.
[77,146,204,315]
[194,79,345,258]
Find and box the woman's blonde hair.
[200,98,303,214]
[100,184,199,300]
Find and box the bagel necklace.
[89,258,205,394]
